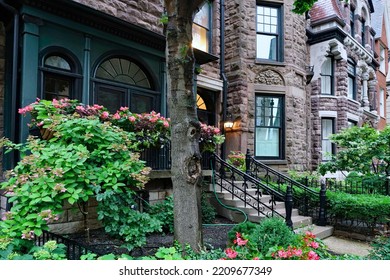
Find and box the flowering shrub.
[0,116,151,250]
[110,107,171,148]
[227,151,246,171]
[270,231,324,260]
[199,122,225,152]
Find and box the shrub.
[226,151,246,171]
[148,195,174,234]
[368,232,390,260]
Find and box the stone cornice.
[18,0,166,51]
[306,26,347,45]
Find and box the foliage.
[293,0,317,14]
[226,151,246,171]
[199,122,225,152]
[110,108,171,148]
[0,238,66,260]
[147,195,174,234]
[201,191,216,224]
[97,191,162,251]
[270,231,329,260]
[368,232,390,260]
[318,125,390,176]
[227,218,299,258]
[288,170,321,183]
[326,192,390,229]
[0,116,150,247]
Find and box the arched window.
[40,52,81,100]
[93,56,158,114]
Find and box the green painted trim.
[20,21,40,142]
[82,35,91,104]
[21,6,164,58]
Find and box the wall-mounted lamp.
[224,114,234,129]
[305,65,314,84]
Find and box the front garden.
[0,98,389,260]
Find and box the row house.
[0,0,389,175]
[307,0,389,170]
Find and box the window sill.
[256,159,288,165]
[254,59,285,67]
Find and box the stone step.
[294,224,334,240]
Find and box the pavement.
[322,236,372,257]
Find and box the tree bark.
[164,0,205,251]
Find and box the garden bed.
[65,216,236,257]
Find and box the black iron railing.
[35,230,100,260]
[300,176,390,196]
[213,154,292,225]
[244,149,327,226]
[139,143,213,171]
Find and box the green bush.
[368,234,390,260]
[327,192,390,228]
[148,195,174,234]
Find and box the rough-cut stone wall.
[72,0,164,35]
[224,0,310,171]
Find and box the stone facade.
[308,0,382,169]
[72,0,164,35]
[224,0,311,171]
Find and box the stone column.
[362,72,369,110]
[368,79,377,113]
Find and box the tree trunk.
[164,0,205,251]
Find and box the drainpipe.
[0,0,19,168]
[220,0,228,160]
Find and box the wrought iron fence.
[140,143,213,171]
[35,230,100,260]
[298,176,390,196]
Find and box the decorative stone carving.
[254,69,285,86]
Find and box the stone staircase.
[208,180,334,239]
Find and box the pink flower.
[129,116,136,122]
[292,248,303,257]
[253,257,260,260]
[101,111,109,119]
[235,237,248,246]
[113,113,121,120]
[119,106,129,111]
[225,248,238,259]
[309,241,319,249]
[277,250,288,259]
[307,251,320,260]
[163,121,169,128]
[214,128,220,134]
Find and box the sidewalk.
[322,236,372,257]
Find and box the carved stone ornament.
[255,69,285,86]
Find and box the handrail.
[246,151,319,197]
[213,153,286,220]
[244,149,327,225]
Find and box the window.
[361,19,365,46]
[350,9,355,37]
[320,57,334,95]
[379,45,386,73]
[379,88,385,118]
[347,59,356,99]
[256,4,282,61]
[255,95,284,159]
[93,56,159,114]
[192,2,211,53]
[321,118,335,161]
[347,120,357,128]
[41,54,79,100]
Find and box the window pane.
[348,77,354,99]
[256,128,279,157]
[96,86,125,113]
[44,56,71,71]
[192,24,209,52]
[131,94,153,114]
[256,34,277,60]
[193,3,209,28]
[44,75,71,100]
[321,119,334,161]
